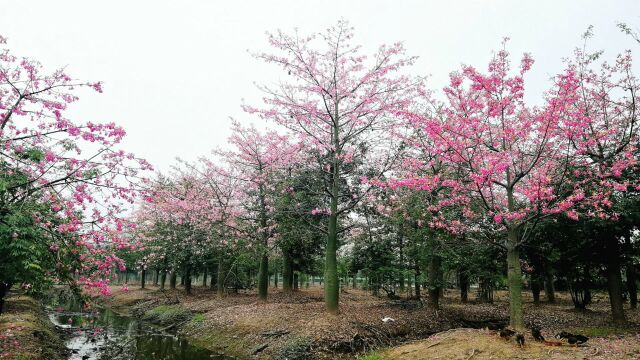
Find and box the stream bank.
[0,293,67,360]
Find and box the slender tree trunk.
[398,224,405,291]
[153,270,159,286]
[428,255,442,308]
[140,269,146,289]
[217,256,225,297]
[352,274,357,289]
[274,271,278,288]
[169,271,177,289]
[160,271,167,290]
[283,252,293,293]
[414,266,421,300]
[605,235,626,324]
[506,227,524,330]
[293,272,299,291]
[624,234,637,309]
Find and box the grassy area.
[0,294,66,360]
[142,304,193,326]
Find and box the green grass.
[191,313,205,323]
[358,351,385,360]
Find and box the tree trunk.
[458,270,469,303]
[325,122,340,314]
[274,271,278,288]
[624,234,637,309]
[544,269,556,303]
[531,278,541,305]
[258,254,268,301]
[202,268,208,287]
[414,266,421,300]
[293,272,299,291]
[217,256,225,297]
[0,283,10,315]
[160,271,167,290]
[169,271,177,289]
[605,235,626,324]
[398,224,405,291]
[628,265,638,310]
[283,252,293,293]
[153,270,159,286]
[140,269,146,289]
[428,255,442,309]
[507,227,524,330]
[185,266,192,295]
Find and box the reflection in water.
[49,300,228,360]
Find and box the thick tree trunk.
[217,257,225,297]
[140,269,146,289]
[0,283,10,315]
[324,122,340,314]
[605,235,626,324]
[507,227,524,330]
[293,272,299,291]
[257,184,270,302]
[184,266,192,295]
[160,271,167,290]
[153,270,159,286]
[202,268,208,287]
[210,266,217,290]
[458,270,469,303]
[169,271,177,289]
[544,270,556,303]
[283,252,293,293]
[531,278,541,305]
[258,254,269,301]
[428,255,442,309]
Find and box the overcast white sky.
[1,0,639,172]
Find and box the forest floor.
[0,292,67,360]
[96,284,640,359]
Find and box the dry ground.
[95,284,640,359]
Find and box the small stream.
[47,295,231,360]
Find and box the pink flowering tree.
[215,121,298,301]
[0,35,151,306]
[402,41,638,329]
[244,21,420,313]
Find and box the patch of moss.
[275,336,314,360]
[142,304,192,326]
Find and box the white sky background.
[1,0,639,173]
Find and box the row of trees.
[130,21,639,331]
